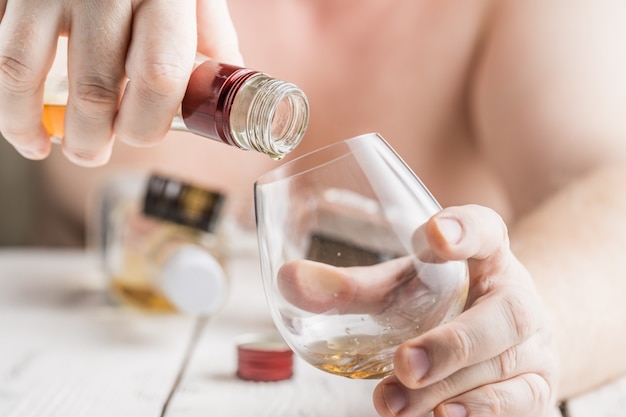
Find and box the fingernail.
[443,403,467,417]
[382,383,407,415]
[435,217,463,245]
[408,348,430,381]
[16,146,47,160]
[17,148,41,159]
[63,148,110,167]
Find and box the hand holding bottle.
[0,0,242,166]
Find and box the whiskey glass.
[254,133,469,380]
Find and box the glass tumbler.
[254,133,469,379]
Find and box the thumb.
[419,204,511,274]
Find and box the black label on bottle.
[142,174,225,233]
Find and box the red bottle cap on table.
[236,333,294,382]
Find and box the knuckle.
[114,116,167,146]
[496,346,518,378]
[63,145,111,167]
[116,129,164,147]
[523,373,552,412]
[471,375,551,416]
[135,58,189,99]
[501,290,536,341]
[481,384,512,415]
[74,76,122,110]
[428,377,457,402]
[497,212,510,245]
[446,323,476,364]
[0,55,38,94]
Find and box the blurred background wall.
[0,137,43,246]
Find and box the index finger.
[0,0,61,159]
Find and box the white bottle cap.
[157,245,228,316]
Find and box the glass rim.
[254,132,386,186]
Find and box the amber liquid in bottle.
[108,226,178,313]
[100,174,228,315]
[42,104,66,140]
[109,220,226,314]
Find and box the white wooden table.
[0,249,620,416]
[0,249,377,417]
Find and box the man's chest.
[233,3,481,141]
[229,0,510,217]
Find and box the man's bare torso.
[43,0,626,244]
[231,0,512,219]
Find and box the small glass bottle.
[44,46,309,160]
[98,172,230,316]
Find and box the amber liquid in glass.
[302,334,402,379]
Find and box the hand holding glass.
[254,133,469,379]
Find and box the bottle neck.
[228,75,310,159]
[180,61,257,147]
[180,61,309,160]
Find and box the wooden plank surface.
[165,254,380,417]
[0,249,620,417]
[0,250,196,417]
[0,249,379,417]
